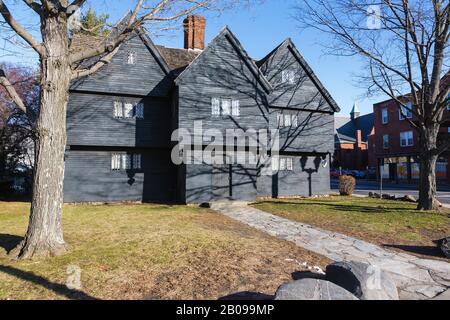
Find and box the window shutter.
[221,99,231,116]
[124,103,134,118]
[211,98,220,116]
[232,100,240,116]
[114,101,123,118]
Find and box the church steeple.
[350,103,360,121]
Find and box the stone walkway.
[211,202,450,300]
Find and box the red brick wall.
[371,94,450,183]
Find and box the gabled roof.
[175,26,273,93]
[70,12,171,77]
[335,113,374,144]
[258,38,341,113]
[136,28,171,76]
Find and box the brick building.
[334,104,374,170]
[368,76,450,184]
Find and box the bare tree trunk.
[11,14,70,259]
[417,126,440,211]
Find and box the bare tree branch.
[0,68,27,114]
[69,0,210,64]
[66,0,86,15]
[71,46,120,80]
[0,0,45,56]
[22,0,42,14]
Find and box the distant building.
[334,103,374,171]
[368,73,450,184]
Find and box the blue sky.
[1,0,389,116]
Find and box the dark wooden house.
[64,15,340,204]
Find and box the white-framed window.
[272,157,294,172]
[282,70,296,84]
[232,100,240,116]
[277,113,283,127]
[113,101,144,119]
[286,158,293,171]
[122,154,132,170]
[271,157,279,171]
[111,153,142,171]
[133,154,141,170]
[284,114,292,127]
[399,103,413,120]
[111,153,122,170]
[277,112,299,128]
[127,51,136,65]
[382,108,388,124]
[292,114,299,127]
[279,158,286,171]
[113,101,123,118]
[211,98,221,116]
[221,99,232,116]
[383,134,389,149]
[135,103,144,119]
[211,98,240,117]
[400,131,414,147]
[124,103,134,118]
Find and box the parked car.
[330,169,341,178]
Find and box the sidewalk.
[211,201,450,300]
[331,178,450,192]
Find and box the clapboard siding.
[63,149,175,203]
[185,162,258,203]
[70,33,171,97]
[270,109,335,153]
[177,33,268,138]
[257,155,330,198]
[67,93,171,148]
[262,44,335,112]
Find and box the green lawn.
[252,197,449,253]
[0,202,329,300]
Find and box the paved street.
[331,179,450,206]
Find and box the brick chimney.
[356,129,362,147]
[183,15,206,50]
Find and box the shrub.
[339,175,356,196]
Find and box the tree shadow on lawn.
[0,265,98,300]
[0,234,23,253]
[256,201,398,214]
[383,244,447,260]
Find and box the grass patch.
[252,196,449,257]
[0,202,329,300]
